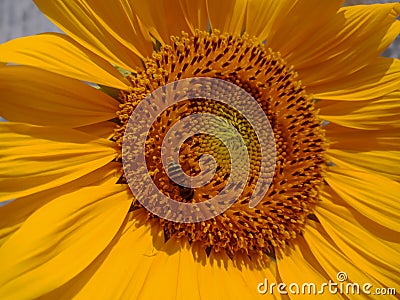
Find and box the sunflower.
[0,0,399,299]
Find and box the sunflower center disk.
[114,31,326,259]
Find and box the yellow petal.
[267,0,343,58]
[232,255,279,300]
[320,186,400,252]
[75,121,116,139]
[325,168,400,232]
[42,209,162,299]
[135,238,196,300]
[131,0,201,44]
[0,33,129,90]
[179,0,208,32]
[34,0,153,71]
[45,209,278,299]
[0,123,116,201]
[0,66,119,127]
[201,251,271,300]
[245,0,292,44]
[292,3,400,85]
[0,162,120,247]
[311,58,400,100]
[0,185,131,299]
[317,191,400,288]
[318,90,400,130]
[326,123,399,151]
[136,240,277,300]
[327,149,400,182]
[206,0,247,34]
[276,242,343,299]
[304,220,385,292]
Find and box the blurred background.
[0,0,61,42]
[0,0,399,57]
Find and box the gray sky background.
[0,0,61,42]
[0,0,398,57]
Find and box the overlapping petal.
[179,0,208,33]
[326,123,399,151]
[36,210,159,299]
[43,208,278,300]
[34,0,153,71]
[318,90,400,130]
[311,58,400,100]
[324,168,400,231]
[327,149,400,181]
[0,66,119,127]
[75,122,116,139]
[317,190,400,288]
[0,33,129,89]
[303,221,385,295]
[0,162,120,247]
[206,0,247,34]
[0,185,131,299]
[0,123,116,202]
[291,3,400,86]
[276,242,342,299]
[245,0,292,44]
[131,0,207,44]
[266,0,344,58]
